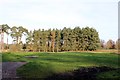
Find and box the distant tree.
[26,30,33,51]
[47,29,52,52]
[113,41,115,49]
[81,27,100,51]
[41,29,48,52]
[10,26,28,51]
[55,29,61,52]
[32,29,41,52]
[69,29,75,51]
[115,39,120,50]
[100,39,105,48]
[9,44,18,52]
[115,40,118,49]
[118,39,120,54]
[10,26,18,44]
[106,39,115,49]
[66,28,72,51]
[22,44,27,51]
[0,24,10,51]
[11,26,28,44]
[50,29,55,52]
[1,24,101,52]
[61,27,71,51]
[61,27,65,51]
[73,27,82,51]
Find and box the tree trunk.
[1,32,4,52]
[56,43,58,52]
[17,37,19,44]
[52,40,54,52]
[57,47,58,52]
[53,46,54,52]
[7,35,8,51]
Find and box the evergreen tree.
[32,29,41,52]
[4,24,101,52]
[73,27,82,51]
[41,29,48,52]
[55,29,61,52]
[47,29,51,52]
[81,27,100,51]
[50,29,55,52]
[26,30,33,51]
[10,26,28,51]
[61,27,69,51]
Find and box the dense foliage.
[27,27,100,52]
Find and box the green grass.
[2,52,120,78]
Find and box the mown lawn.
[2,52,120,79]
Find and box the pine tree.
[55,29,61,52]
[61,27,69,51]
[50,29,55,52]
[73,27,82,51]
[26,30,33,51]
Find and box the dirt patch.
[2,62,27,79]
[45,66,118,80]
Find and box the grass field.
[2,52,120,79]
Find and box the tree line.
[100,39,120,49]
[0,24,119,52]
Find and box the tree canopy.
[0,24,101,52]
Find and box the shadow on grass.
[45,66,119,80]
[3,66,119,80]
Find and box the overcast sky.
[0,0,119,43]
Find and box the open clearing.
[2,52,120,79]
